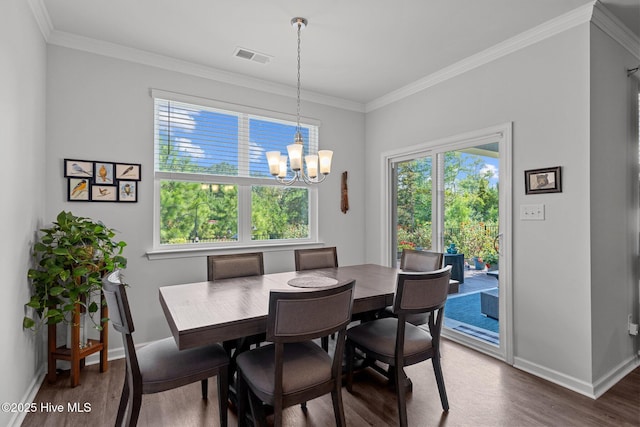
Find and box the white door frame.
[381,122,513,364]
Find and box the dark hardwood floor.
[23,339,639,426]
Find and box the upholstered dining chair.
[236,281,355,427]
[386,249,445,326]
[207,252,264,281]
[103,270,230,427]
[294,246,338,271]
[400,249,443,272]
[294,246,339,351]
[346,266,452,427]
[207,252,267,356]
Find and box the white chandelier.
[266,17,333,185]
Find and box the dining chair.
[346,266,452,427]
[400,249,443,272]
[207,252,267,367]
[207,252,264,281]
[103,270,230,427]
[294,246,338,271]
[380,249,445,326]
[236,280,355,427]
[294,246,339,351]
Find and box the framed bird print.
[115,163,141,181]
[118,180,138,202]
[94,161,115,184]
[68,178,90,201]
[91,184,118,201]
[64,159,94,179]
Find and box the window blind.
[154,98,318,179]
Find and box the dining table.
[159,263,401,350]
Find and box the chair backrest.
[266,281,355,343]
[392,266,452,315]
[294,247,338,271]
[103,270,143,382]
[400,249,443,272]
[207,252,264,280]
[102,270,135,335]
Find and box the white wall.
[365,25,597,387]
[45,46,366,347]
[589,23,640,385]
[0,1,47,426]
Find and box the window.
[153,90,318,248]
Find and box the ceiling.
[37,0,639,108]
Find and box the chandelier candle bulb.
[305,154,318,178]
[278,155,288,178]
[266,151,282,175]
[319,150,333,175]
[287,143,303,171]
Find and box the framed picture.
[91,184,118,201]
[64,159,94,179]
[115,162,141,181]
[68,178,90,201]
[94,161,115,184]
[525,166,562,194]
[118,180,138,202]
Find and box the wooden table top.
[159,264,399,350]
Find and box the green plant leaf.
[23,317,35,329]
[49,286,65,296]
[88,301,99,313]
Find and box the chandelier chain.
[296,21,302,134]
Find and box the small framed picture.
[68,178,90,201]
[115,163,141,181]
[118,180,138,202]
[64,159,94,179]
[91,184,118,201]
[525,166,562,194]
[94,161,115,184]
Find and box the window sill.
[146,241,325,261]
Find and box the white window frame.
[148,89,320,258]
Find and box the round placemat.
[287,276,339,288]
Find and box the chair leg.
[236,373,249,427]
[126,393,142,427]
[321,336,329,352]
[345,342,354,393]
[248,389,267,427]
[331,386,347,427]
[432,356,449,412]
[393,365,408,427]
[115,378,129,427]
[201,378,208,399]
[217,369,229,427]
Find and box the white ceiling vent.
[233,47,272,64]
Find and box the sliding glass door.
[388,125,511,360]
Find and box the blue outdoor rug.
[445,291,499,333]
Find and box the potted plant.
[483,252,499,270]
[23,210,127,332]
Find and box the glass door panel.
[392,156,433,267]
[441,143,500,346]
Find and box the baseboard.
[13,338,152,427]
[591,355,640,398]
[513,354,640,399]
[8,366,46,427]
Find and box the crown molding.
[27,0,52,41]
[365,1,597,112]
[592,1,640,60]
[46,30,365,113]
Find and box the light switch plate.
[520,204,545,220]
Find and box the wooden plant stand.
[47,293,108,387]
